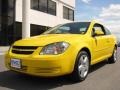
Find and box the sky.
[75,0,120,38]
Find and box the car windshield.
[43,22,90,34]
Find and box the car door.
[104,27,115,55]
[91,23,108,64]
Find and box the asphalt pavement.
[0,48,120,90]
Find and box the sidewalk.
[0,47,9,55]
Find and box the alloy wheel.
[78,55,89,78]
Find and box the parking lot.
[0,48,120,90]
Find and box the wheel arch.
[79,47,91,62]
[71,47,91,80]
[72,47,92,71]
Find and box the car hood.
[13,34,85,46]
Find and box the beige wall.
[60,0,75,8]
[15,0,75,27]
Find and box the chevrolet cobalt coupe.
[5,21,117,81]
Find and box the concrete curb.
[0,53,5,55]
[0,47,9,55]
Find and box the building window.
[63,6,69,19]
[63,6,74,21]
[0,0,16,46]
[0,0,1,15]
[48,0,56,15]
[31,0,39,10]
[15,22,22,41]
[39,0,47,13]
[31,24,50,36]
[31,0,56,16]
[69,9,74,21]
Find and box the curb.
[0,52,5,55]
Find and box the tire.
[108,47,117,63]
[71,51,90,82]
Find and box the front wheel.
[108,47,117,63]
[71,51,90,82]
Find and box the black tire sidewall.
[72,51,90,81]
[108,48,117,63]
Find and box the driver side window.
[92,24,105,37]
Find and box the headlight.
[40,42,70,55]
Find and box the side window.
[92,24,105,36]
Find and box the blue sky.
[75,0,120,38]
[75,0,120,21]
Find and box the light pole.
[22,0,30,38]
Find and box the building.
[0,0,75,46]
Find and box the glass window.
[0,17,1,36]
[0,0,16,46]
[0,0,1,15]
[43,22,90,34]
[15,22,22,41]
[105,27,111,35]
[31,0,39,10]
[39,0,47,13]
[31,24,50,36]
[0,16,1,24]
[63,6,69,19]
[31,0,56,16]
[48,0,56,15]
[69,9,74,21]
[8,0,15,17]
[2,0,9,16]
[63,6,74,21]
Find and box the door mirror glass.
[92,28,104,37]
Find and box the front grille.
[12,46,38,55]
[12,50,34,54]
[13,46,38,49]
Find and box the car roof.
[64,20,102,25]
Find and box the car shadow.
[89,60,107,73]
[0,48,119,90]
[0,61,107,90]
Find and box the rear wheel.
[108,47,117,63]
[71,51,90,82]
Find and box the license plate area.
[10,59,21,69]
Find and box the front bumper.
[5,50,77,77]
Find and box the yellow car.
[5,21,117,81]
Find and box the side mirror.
[92,33,96,37]
[92,28,96,37]
[92,29,104,37]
